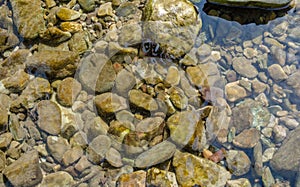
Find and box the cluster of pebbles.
[0,0,300,186]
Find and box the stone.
[114,69,136,96]
[226,178,251,187]
[143,0,202,58]
[186,66,209,89]
[225,81,248,102]
[270,46,286,66]
[57,77,82,107]
[135,117,165,140]
[85,117,109,142]
[173,151,231,187]
[129,89,158,111]
[168,87,188,110]
[9,114,26,141]
[117,170,146,187]
[78,53,116,93]
[253,142,263,176]
[105,147,123,167]
[288,27,300,42]
[197,43,212,60]
[262,167,275,187]
[2,70,29,92]
[40,27,72,44]
[134,141,176,168]
[56,7,81,21]
[62,146,83,166]
[0,150,5,172]
[94,93,128,117]
[40,171,74,186]
[233,128,260,148]
[268,64,288,82]
[272,125,287,143]
[10,0,46,39]
[3,150,42,187]
[251,78,267,94]
[47,136,71,163]
[226,150,251,176]
[0,132,13,148]
[146,167,178,186]
[119,23,142,47]
[167,110,206,150]
[280,116,299,129]
[26,50,79,80]
[78,0,95,12]
[97,2,114,17]
[165,66,180,86]
[60,22,83,33]
[37,100,62,135]
[243,47,257,59]
[207,0,293,9]
[232,57,258,78]
[0,106,8,132]
[86,135,111,164]
[68,31,90,54]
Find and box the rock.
[129,89,158,111]
[114,69,136,96]
[226,178,251,187]
[243,47,257,59]
[262,167,275,187]
[10,0,46,39]
[0,132,13,148]
[9,114,26,141]
[270,46,286,66]
[231,98,271,133]
[86,135,111,164]
[62,146,83,166]
[146,167,178,186]
[134,141,176,168]
[2,70,30,92]
[168,87,188,110]
[253,142,263,176]
[3,150,42,187]
[78,53,116,93]
[288,27,300,42]
[57,77,82,107]
[173,151,231,187]
[232,57,258,78]
[40,27,72,44]
[207,0,293,9]
[225,81,248,102]
[40,171,74,186]
[135,117,165,140]
[78,0,95,12]
[95,93,128,117]
[167,110,206,150]
[60,22,83,33]
[105,147,123,167]
[197,43,212,60]
[85,117,109,142]
[68,31,90,54]
[0,106,8,132]
[233,128,260,148]
[47,136,71,163]
[280,116,299,129]
[272,21,288,36]
[117,170,146,187]
[26,50,79,80]
[116,2,139,17]
[251,78,267,94]
[268,64,288,82]
[119,23,142,47]
[97,2,114,17]
[37,100,62,135]
[143,0,202,58]
[56,7,81,21]
[226,150,251,176]
[186,66,209,89]
[165,66,180,86]
[0,150,5,172]
[262,147,276,163]
[272,125,287,143]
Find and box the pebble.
[57,77,82,107]
[268,64,288,82]
[86,135,111,164]
[56,7,81,21]
[60,22,83,33]
[226,150,251,176]
[225,81,248,102]
[78,0,95,12]
[165,66,180,86]
[226,178,251,187]
[146,167,178,186]
[233,128,260,148]
[118,23,142,47]
[262,167,275,187]
[62,146,83,166]
[114,69,136,96]
[129,89,158,112]
[272,125,287,143]
[94,92,128,116]
[40,171,74,186]
[117,170,146,187]
[47,136,71,163]
[232,57,258,78]
[97,2,114,17]
[262,147,276,163]
[253,142,263,176]
[105,147,123,167]
[2,70,29,92]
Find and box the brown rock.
[117,170,146,187]
[233,128,260,148]
[57,77,82,107]
[2,70,30,92]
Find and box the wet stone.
[40,27,72,44]
[118,23,142,47]
[105,147,123,167]
[117,170,146,187]
[226,150,251,176]
[173,151,231,187]
[0,132,13,148]
[114,69,136,96]
[165,66,180,86]
[94,93,128,117]
[57,77,82,107]
[272,125,287,143]
[268,64,288,82]
[168,87,188,110]
[2,70,29,93]
[146,167,178,187]
[47,136,71,163]
[186,66,209,88]
[97,2,114,17]
[3,150,42,187]
[225,81,248,102]
[129,89,158,112]
[86,135,111,164]
[232,57,258,78]
[62,146,83,166]
[37,100,62,135]
[40,171,74,187]
[233,128,260,148]
[134,141,176,168]
[56,7,81,21]
[68,31,89,54]
[60,22,83,33]
[226,178,251,187]
[78,0,95,12]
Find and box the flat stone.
[94,93,128,116]
[233,128,260,148]
[117,170,146,187]
[56,7,81,21]
[129,89,158,111]
[78,53,116,93]
[57,77,82,107]
[105,147,123,167]
[40,171,74,187]
[3,150,42,187]
[232,57,258,78]
[165,66,180,86]
[134,141,176,168]
[118,23,142,47]
[268,64,288,82]
[225,81,248,102]
[173,151,231,187]
[10,0,46,39]
[86,135,111,164]
[207,0,292,9]
[37,100,62,135]
[26,50,79,80]
[47,136,71,163]
[226,150,251,176]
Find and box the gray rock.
[68,31,90,54]
[37,100,62,135]
[10,0,46,39]
[119,23,142,47]
[273,125,287,143]
[78,53,116,93]
[114,69,136,96]
[87,135,111,164]
[129,89,158,111]
[270,46,286,66]
[78,0,95,12]
[134,141,176,168]
[173,150,231,187]
[47,136,71,163]
[232,57,258,78]
[143,0,202,58]
[105,147,123,167]
[94,93,128,116]
[26,50,79,80]
[226,150,251,176]
[253,142,263,176]
[97,2,114,17]
[57,77,82,107]
[40,171,74,187]
[288,27,300,42]
[207,0,292,9]
[262,167,275,187]
[268,64,288,82]
[62,146,83,166]
[116,2,139,17]
[3,150,42,187]
[233,128,260,148]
